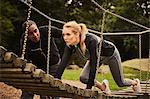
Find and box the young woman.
[55,21,141,95]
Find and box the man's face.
[28,24,40,43]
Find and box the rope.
[47,20,51,74]
[90,0,150,30]
[21,0,32,59]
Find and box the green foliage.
[1,0,149,59]
[62,69,82,80]
[0,0,21,51]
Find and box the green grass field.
[62,58,150,90]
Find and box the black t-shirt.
[20,26,62,72]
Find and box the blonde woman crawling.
[55,21,141,95]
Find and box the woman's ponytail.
[79,23,88,54]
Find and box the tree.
[0,0,21,53]
[1,0,149,60]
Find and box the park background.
[1,0,149,61]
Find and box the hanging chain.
[139,34,142,80]
[93,11,106,89]
[21,0,32,59]
[47,20,51,74]
[96,11,106,71]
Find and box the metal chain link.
[47,20,51,74]
[96,11,106,71]
[139,34,142,80]
[93,11,106,89]
[21,0,32,59]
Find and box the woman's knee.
[80,76,88,84]
[116,82,124,87]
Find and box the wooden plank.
[108,94,137,98]
[13,57,27,68]
[0,78,41,83]
[0,63,14,68]
[21,88,74,98]
[111,91,141,96]
[23,63,36,73]
[42,74,55,85]
[6,84,65,92]
[83,89,98,98]
[32,69,46,78]
[0,68,24,74]
[0,63,36,73]
[2,81,74,93]
[0,73,33,79]
[75,88,85,96]
[1,78,98,98]
[0,46,7,63]
[1,82,71,96]
[3,82,50,88]
[64,83,74,94]
[20,87,95,98]
[0,46,7,54]
[141,81,150,84]
[4,52,18,63]
[53,79,66,91]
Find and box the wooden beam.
[0,46,7,63]
[0,68,24,74]
[4,52,17,63]
[21,88,74,98]
[13,57,27,68]
[32,69,45,78]
[42,74,55,85]
[3,82,50,88]
[0,63,14,68]
[0,78,41,83]
[23,63,36,73]
[0,73,33,79]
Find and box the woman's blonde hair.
[63,21,88,54]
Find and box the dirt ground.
[0,82,22,99]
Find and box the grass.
[62,58,150,90]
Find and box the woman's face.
[28,24,40,43]
[62,28,79,46]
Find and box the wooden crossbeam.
[4,52,18,63]
[0,46,7,63]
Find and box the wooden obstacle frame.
[0,46,150,99]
